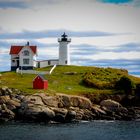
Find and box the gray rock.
[41,107,55,119]
[58,94,71,108]
[70,95,92,109]
[65,110,76,121]
[11,97,21,103]
[100,99,130,120]
[100,99,122,112]
[6,88,13,94]
[1,86,9,95]
[51,107,68,116]
[40,94,59,107]
[51,107,68,122]
[0,96,10,104]
[75,109,91,120]
[82,109,94,120]
[1,86,8,91]
[7,99,21,107]
[6,99,21,110]
[0,109,15,122]
[57,94,92,109]
[92,105,106,115]
[19,104,55,121]
[23,95,44,105]
[16,95,25,101]
[0,104,15,122]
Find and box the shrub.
[135,83,140,96]
[82,71,116,89]
[115,76,136,95]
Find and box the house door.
[36,80,43,89]
[38,62,40,68]
[48,61,51,65]
[17,60,19,67]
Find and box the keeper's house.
[10,42,37,71]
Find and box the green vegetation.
[115,76,136,95]
[83,67,127,89]
[0,65,140,95]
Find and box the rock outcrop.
[0,87,22,122]
[0,86,140,123]
[17,93,92,122]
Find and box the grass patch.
[0,65,140,95]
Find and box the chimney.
[26,41,30,46]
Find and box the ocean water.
[0,121,140,140]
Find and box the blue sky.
[98,0,132,4]
[0,0,140,77]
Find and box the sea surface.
[0,120,140,140]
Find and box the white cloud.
[38,47,58,59]
[89,51,140,60]
[0,0,140,34]
[36,33,140,47]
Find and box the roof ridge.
[10,45,37,54]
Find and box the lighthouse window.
[65,60,67,64]
[23,50,29,56]
[23,59,29,64]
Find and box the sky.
[0,0,140,76]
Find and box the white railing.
[49,64,56,74]
[16,65,57,75]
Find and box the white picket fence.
[16,64,57,75]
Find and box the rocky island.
[1,66,140,123]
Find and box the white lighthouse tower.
[58,32,71,65]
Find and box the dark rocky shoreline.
[0,86,140,123]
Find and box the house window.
[48,61,51,65]
[23,59,29,64]
[23,50,29,56]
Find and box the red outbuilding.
[33,75,48,89]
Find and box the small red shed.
[33,75,48,89]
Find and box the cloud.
[0,1,28,9]
[0,41,11,47]
[0,49,9,54]
[0,0,67,9]
[70,42,140,56]
[0,30,117,39]
[111,43,140,52]
[0,53,10,71]
[88,59,140,66]
[0,27,5,33]
[28,0,65,6]
[71,58,140,67]
[130,0,140,7]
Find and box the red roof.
[10,46,37,55]
[33,75,47,82]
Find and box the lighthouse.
[58,32,71,65]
